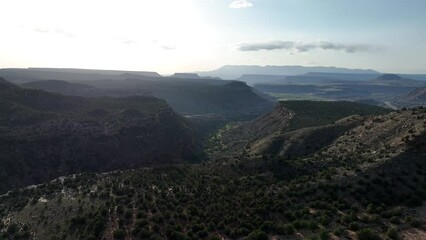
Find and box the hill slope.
[209,101,391,158]
[406,87,426,102]
[21,78,274,120]
[0,107,425,240]
[0,78,200,193]
[22,80,101,97]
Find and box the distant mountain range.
[197,65,380,80]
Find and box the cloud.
[237,40,293,51]
[34,27,50,33]
[307,60,319,65]
[230,0,253,9]
[151,39,176,51]
[161,45,176,50]
[34,27,75,38]
[121,39,138,45]
[236,40,377,53]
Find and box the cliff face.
[0,79,200,193]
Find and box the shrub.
[320,215,330,226]
[356,228,380,240]
[389,216,400,224]
[320,230,330,240]
[349,222,359,231]
[113,229,126,239]
[386,227,398,240]
[284,224,295,234]
[333,227,345,236]
[169,231,187,240]
[247,230,268,240]
[308,221,319,230]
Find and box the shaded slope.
[22,80,101,97]
[87,79,275,118]
[0,78,200,193]
[22,77,274,119]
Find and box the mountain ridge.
[198,65,380,79]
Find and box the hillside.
[406,87,426,102]
[76,79,275,119]
[21,77,274,120]
[0,78,200,193]
[22,80,102,97]
[375,74,402,81]
[0,107,425,240]
[151,81,274,116]
[370,74,423,86]
[208,101,391,158]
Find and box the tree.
[247,230,268,240]
[113,229,126,239]
[356,228,380,240]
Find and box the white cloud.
[236,40,377,53]
[161,45,176,51]
[230,0,253,9]
[33,27,75,38]
[237,40,293,51]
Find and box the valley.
[0,66,425,240]
[1,105,425,240]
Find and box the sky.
[0,0,425,74]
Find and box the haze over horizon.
[1,0,425,74]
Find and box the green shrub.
[349,222,359,231]
[356,228,380,240]
[284,224,295,234]
[320,230,330,240]
[113,229,126,239]
[333,227,345,236]
[386,227,398,240]
[169,231,187,240]
[247,230,268,240]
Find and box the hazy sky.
[1,0,425,74]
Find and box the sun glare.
[0,0,218,73]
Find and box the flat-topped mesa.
[171,73,201,79]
